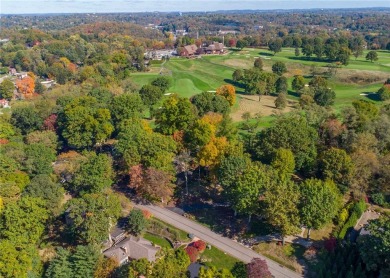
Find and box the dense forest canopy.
[0,8,390,278]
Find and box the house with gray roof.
[103,236,160,265]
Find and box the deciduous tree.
[319,148,354,189]
[292,75,305,93]
[66,193,121,244]
[271,61,287,76]
[1,196,49,245]
[10,106,43,135]
[358,216,390,275]
[247,258,272,278]
[59,96,114,149]
[110,93,144,125]
[255,114,318,171]
[155,94,196,135]
[216,84,236,106]
[0,78,15,100]
[16,76,35,96]
[299,179,342,239]
[366,51,378,62]
[264,179,300,244]
[72,152,113,195]
[127,209,147,235]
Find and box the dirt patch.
[336,69,388,85]
[224,58,253,68]
[231,94,295,122]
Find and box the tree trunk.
[248,214,252,223]
[198,166,201,186]
[184,171,188,195]
[282,236,285,246]
[307,228,311,240]
[234,210,237,217]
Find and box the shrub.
[371,193,386,206]
[338,200,367,239]
[378,85,390,101]
[185,246,199,263]
[192,240,206,253]
[337,208,349,225]
[142,210,153,219]
[127,209,147,236]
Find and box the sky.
[1,0,390,14]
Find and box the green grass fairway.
[131,48,390,122]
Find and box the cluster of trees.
[0,25,166,89]
[313,215,390,277]
[232,59,287,106]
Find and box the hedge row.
[337,200,367,239]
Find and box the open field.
[231,94,296,122]
[131,48,390,122]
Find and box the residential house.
[9,68,17,76]
[0,99,10,108]
[180,44,198,57]
[218,30,238,35]
[205,42,225,54]
[175,29,188,36]
[103,236,160,265]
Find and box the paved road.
[136,204,302,278]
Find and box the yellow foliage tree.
[201,112,223,126]
[216,84,236,106]
[198,136,228,168]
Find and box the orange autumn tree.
[216,84,236,106]
[16,76,35,96]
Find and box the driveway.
[136,204,302,278]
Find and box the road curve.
[136,204,302,278]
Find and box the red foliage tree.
[128,166,174,203]
[192,240,206,253]
[185,246,199,263]
[247,258,272,278]
[324,237,337,252]
[228,38,237,47]
[128,165,143,190]
[43,114,58,131]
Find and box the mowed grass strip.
[201,245,240,270]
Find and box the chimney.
[120,247,128,253]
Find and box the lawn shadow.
[249,218,275,236]
[364,92,381,102]
[259,52,273,57]
[224,78,245,89]
[288,90,301,98]
[288,56,331,63]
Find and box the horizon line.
[2,6,390,16]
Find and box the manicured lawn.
[147,218,189,242]
[130,48,390,124]
[201,245,240,270]
[143,232,173,248]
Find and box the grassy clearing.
[130,48,390,124]
[302,222,335,241]
[201,245,240,270]
[253,242,306,273]
[143,232,173,248]
[147,218,189,242]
